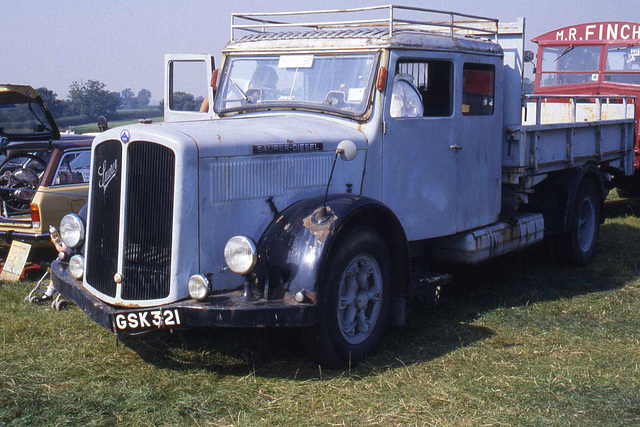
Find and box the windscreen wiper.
[223,70,252,103]
[555,46,575,62]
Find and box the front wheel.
[559,179,601,266]
[310,227,392,368]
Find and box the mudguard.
[252,193,410,321]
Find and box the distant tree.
[36,87,66,118]
[158,99,164,112]
[136,89,152,108]
[68,80,120,119]
[170,91,197,111]
[194,96,205,110]
[120,88,136,109]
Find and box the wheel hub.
[577,197,596,252]
[336,254,383,345]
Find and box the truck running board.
[432,213,544,264]
[410,269,452,305]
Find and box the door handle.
[450,144,462,151]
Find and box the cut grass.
[0,195,639,425]
[62,116,164,134]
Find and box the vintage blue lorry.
[51,6,636,367]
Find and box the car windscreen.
[605,45,640,85]
[215,53,379,117]
[539,45,601,87]
[0,101,54,139]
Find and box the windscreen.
[215,53,378,117]
[605,45,640,85]
[540,45,601,87]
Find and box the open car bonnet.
[0,84,60,142]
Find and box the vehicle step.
[410,269,452,304]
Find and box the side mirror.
[524,50,535,63]
[337,140,357,161]
[97,116,108,132]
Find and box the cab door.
[382,51,459,240]
[455,58,503,231]
[164,54,216,122]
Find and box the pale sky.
[3,0,638,102]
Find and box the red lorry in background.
[533,22,640,195]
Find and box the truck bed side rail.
[231,6,499,41]
[503,95,636,185]
[522,94,636,126]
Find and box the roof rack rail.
[231,5,499,42]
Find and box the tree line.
[37,80,155,120]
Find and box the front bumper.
[51,260,318,333]
[0,230,50,244]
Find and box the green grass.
[1,195,639,425]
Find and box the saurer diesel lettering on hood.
[252,143,323,154]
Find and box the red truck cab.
[533,22,640,193]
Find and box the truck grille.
[121,142,175,300]
[86,140,122,298]
[85,140,175,302]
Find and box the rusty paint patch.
[306,291,319,304]
[217,134,222,143]
[286,139,294,143]
[302,207,336,244]
[115,301,143,308]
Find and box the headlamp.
[188,274,210,301]
[69,255,84,279]
[59,214,85,249]
[224,236,257,275]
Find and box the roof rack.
[231,5,499,42]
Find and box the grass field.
[61,115,164,134]
[1,195,639,425]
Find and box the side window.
[53,151,91,186]
[169,60,208,112]
[462,63,495,116]
[395,60,453,117]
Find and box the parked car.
[0,84,93,248]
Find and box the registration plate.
[113,308,182,331]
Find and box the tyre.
[560,178,601,266]
[310,227,392,368]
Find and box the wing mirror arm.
[317,140,357,222]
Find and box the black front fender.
[253,194,409,305]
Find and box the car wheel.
[311,227,392,368]
[560,179,601,266]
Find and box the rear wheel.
[311,227,392,368]
[560,179,601,266]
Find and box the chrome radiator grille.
[122,142,175,300]
[86,140,175,301]
[86,140,122,298]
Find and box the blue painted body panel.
[381,50,503,240]
[164,113,369,292]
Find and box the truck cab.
[531,22,640,196]
[51,6,635,368]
